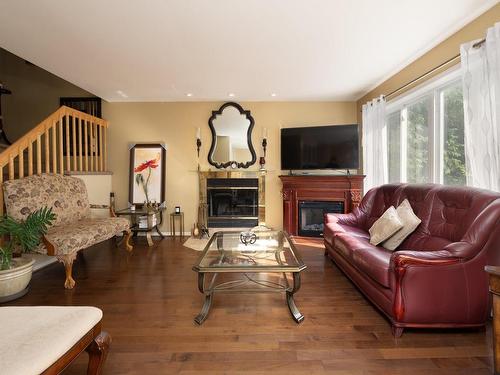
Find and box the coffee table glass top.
[193,231,305,273]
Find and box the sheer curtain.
[460,22,500,191]
[362,96,387,192]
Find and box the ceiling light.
[116,90,128,98]
[228,93,235,98]
[186,93,193,97]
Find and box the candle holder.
[196,138,202,157]
[259,137,267,170]
[259,156,266,170]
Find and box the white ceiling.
[0,0,497,102]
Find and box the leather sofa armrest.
[324,212,360,227]
[391,249,463,322]
[391,250,462,269]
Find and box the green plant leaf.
[0,207,56,255]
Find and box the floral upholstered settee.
[3,174,133,289]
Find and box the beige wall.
[103,101,357,232]
[0,48,94,141]
[356,4,500,119]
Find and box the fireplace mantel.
[279,174,365,237]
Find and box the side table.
[486,265,500,375]
[170,212,185,237]
[115,207,165,246]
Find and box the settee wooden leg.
[57,253,76,289]
[86,331,111,375]
[391,325,404,338]
[123,229,133,252]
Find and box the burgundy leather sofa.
[323,183,500,337]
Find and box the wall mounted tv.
[281,124,359,170]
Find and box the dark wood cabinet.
[279,174,365,237]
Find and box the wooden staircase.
[0,106,109,215]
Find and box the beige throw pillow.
[382,199,421,251]
[369,206,403,246]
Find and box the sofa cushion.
[38,217,130,255]
[383,199,421,251]
[426,186,500,243]
[0,306,102,375]
[362,184,403,230]
[352,246,393,288]
[3,174,90,226]
[369,206,403,245]
[324,222,369,246]
[333,233,392,288]
[333,233,372,261]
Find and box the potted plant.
[0,207,55,302]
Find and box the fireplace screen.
[207,178,259,228]
[298,201,344,237]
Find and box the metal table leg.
[155,225,165,239]
[286,272,304,323]
[194,272,217,325]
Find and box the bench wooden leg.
[123,229,133,252]
[57,253,76,289]
[86,331,111,375]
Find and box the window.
[406,94,432,183]
[385,69,465,185]
[387,112,401,183]
[442,82,466,185]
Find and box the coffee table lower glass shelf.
[192,230,307,324]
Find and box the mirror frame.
[207,102,257,169]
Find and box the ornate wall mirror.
[208,102,256,169]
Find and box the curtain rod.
[364,37,486,105]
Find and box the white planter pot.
[0,256,34,301]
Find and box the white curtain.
[460,22,500,191]
[362,96,387,192]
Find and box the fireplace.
[298,201,344,237]
[207,178,259,228]
[279,175,364,237]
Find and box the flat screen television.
[281,124,359,170]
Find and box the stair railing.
[0,105,109,215]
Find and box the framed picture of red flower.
[129,143,166,207]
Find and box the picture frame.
[129,143,166,207]
[175,206,181,214]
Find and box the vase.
[0,256,34,302]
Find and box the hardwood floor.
[7,237,494,374]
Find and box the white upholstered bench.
[0,306,111,374]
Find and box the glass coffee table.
[192,230,306,325]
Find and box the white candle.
[196,127,201,139]
[262,127,267,139]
